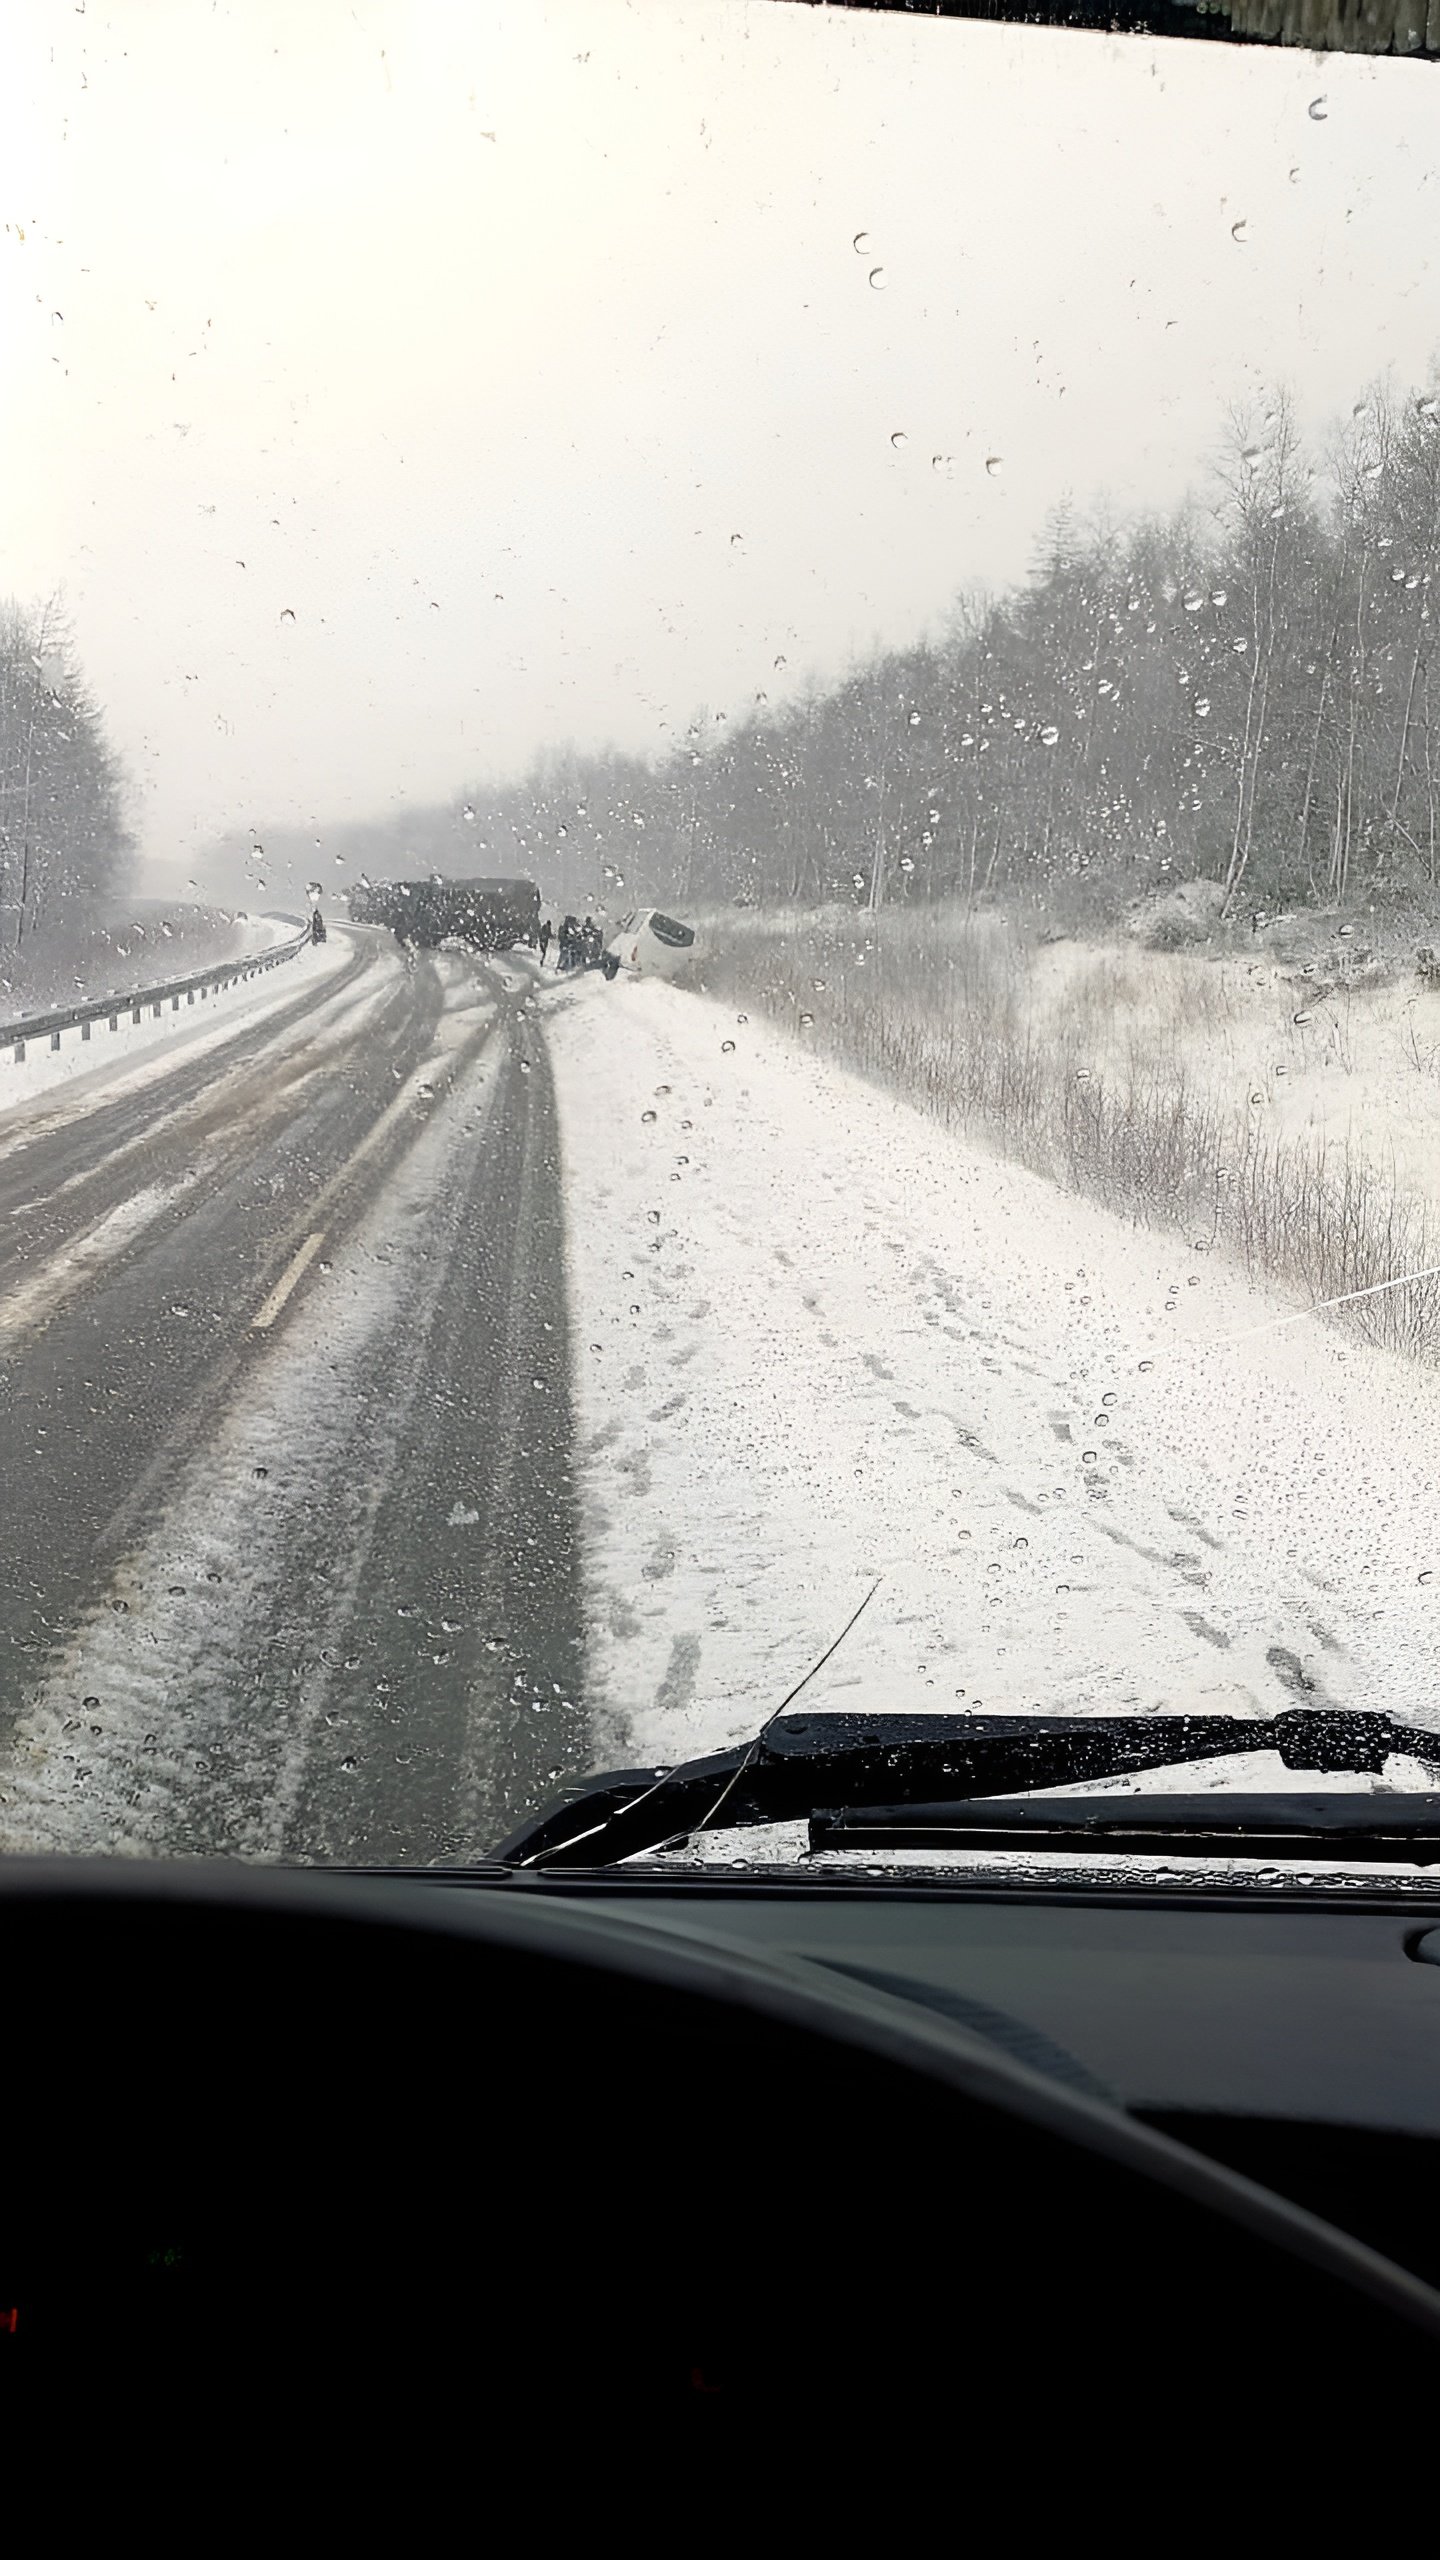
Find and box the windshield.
[3,0,1439,1870]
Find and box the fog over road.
[0,929,586,1863]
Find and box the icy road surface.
[545,972,1440,1778]
[0,932,585,1861]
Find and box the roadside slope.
[542,973,1440,1772]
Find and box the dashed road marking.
[252,1230,325,1332]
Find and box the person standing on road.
[559,913,579,972]
[538,916,552,967]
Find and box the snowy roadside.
[543,973,1440,1778]
[0,926,358,1125]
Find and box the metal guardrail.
[0,927,311,1064]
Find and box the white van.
[602,908,700,982]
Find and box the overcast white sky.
[2,0,1438,881]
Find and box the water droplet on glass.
[1231,220,1248,244]
[1308,95,1327,120]
[799,1011,814,1026]
[1420,1570,1433,1586]
[641,1108,657,1123]
[868,266,887,290]
[721,1039,735,1054]
[852,231,871,254]
[1138,1359,1154,1373]
[985,454,1003,476]
[1041,724,1059,746]
[890,430,908,449]
[1293,1009,1312,1026]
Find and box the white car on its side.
[602,908,701,982]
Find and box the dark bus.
[348,876,540,952]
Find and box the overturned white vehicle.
[601,908,701,982]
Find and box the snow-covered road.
[545,973,1440,1776]
[0,937,586,1860]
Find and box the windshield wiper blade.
[491,1706,1440,1871]
[808,1790,1440,1863]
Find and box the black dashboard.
[6,1858,1440,2502]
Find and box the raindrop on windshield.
[868,267,888,290]
[1041,725,1059,746]
[891,430,908,449]
[852,231,871,254]
[721,1039,735,1054]
[985,455,1003,476]
[640,1109,657,1123]
[1308,95,1328,120]
[1231,220,1248,244]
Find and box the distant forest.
[246,375,1440,933]
[425,373,1434,936]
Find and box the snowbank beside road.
[0,900,296,1019]
[544,974,1440,1775]
[0,926,352,1122]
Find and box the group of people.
[537,913,604,972]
